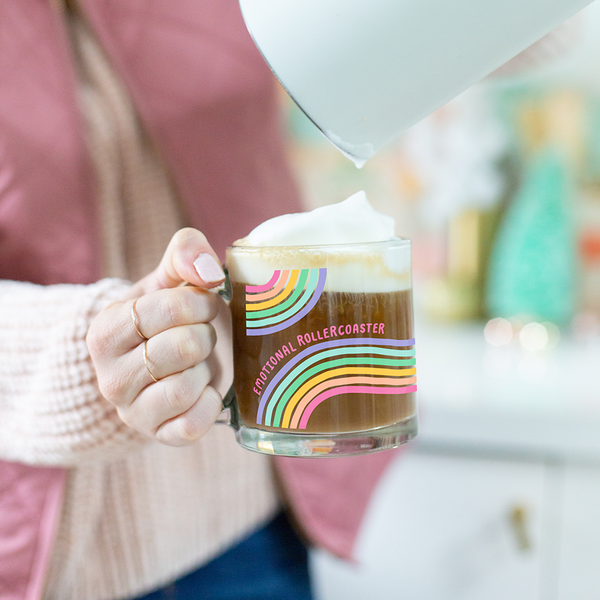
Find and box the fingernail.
[193,253,225,283]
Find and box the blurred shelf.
[414,317,600,463]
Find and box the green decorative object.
[486,149,577,323]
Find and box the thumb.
[128,228,225,297]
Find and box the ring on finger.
[131,298,147,341]
[143,339,160,383]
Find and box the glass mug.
[220,238,417,457]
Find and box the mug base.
[234,415,417,457]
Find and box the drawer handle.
[509,504,532,552]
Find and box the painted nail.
[193,253,225,283]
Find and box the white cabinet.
[557,465,600,600]
[310,322,600,599]
[312,451,548,600]
[312,453,600,600]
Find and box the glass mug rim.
[228,236,410,252]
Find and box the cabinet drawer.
[312,451,546,600]
[557,465,600,600]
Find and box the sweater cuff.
[0,278,150,466]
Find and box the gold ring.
[131,298,147,341]
[143,339,160,383]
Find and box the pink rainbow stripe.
[289,376,417,429]
[298,384,418,430]
[246,270,280,293]
[246,270,290,302]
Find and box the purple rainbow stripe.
[246,268,327,337]
[298,384,418,429]
[256,337,415,424]
[246,270,281,293]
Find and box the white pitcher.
[239,0,594,166]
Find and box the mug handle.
[215,383,237,425]
[213,268,237,426]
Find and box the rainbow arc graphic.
[245,268,327,336]
[257,337,417,430]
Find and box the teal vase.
[486,149,577,323]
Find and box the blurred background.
[282,1,600,598]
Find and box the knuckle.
[116,406,150,438]
[202,324,217,354]
[171,324,215,365]
[97,374,126,404]
[178,387,222,441]
[201,384,222,411]
[163,289,195,326]
[158,432,193,447]
[202,290,219,321]
[155,384,222,447]
[172,227,207,251]
[195,360,212,384]
[164,375,193,414]
[116,406,134,429]
[87,304,126,360]
[173,328,202,364]
[155,420,195,447]
[86,317,111,359]
[177,417,200,444]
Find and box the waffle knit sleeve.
[0,277,150,467]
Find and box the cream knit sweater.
[0,8,279,600]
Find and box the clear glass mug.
[221,238,417,457]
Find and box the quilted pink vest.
[0,2,397,597]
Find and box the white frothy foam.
[237,191,393,247]
[228,192,410,292]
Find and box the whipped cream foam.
[227,192,411,292]
[237,191,394,247]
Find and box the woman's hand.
[87,228,232,446]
